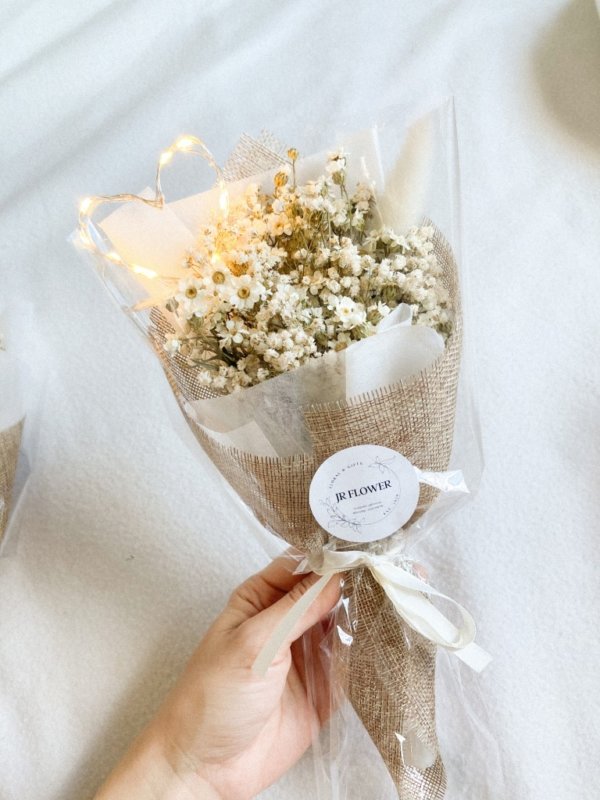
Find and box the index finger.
[219,548,307,627]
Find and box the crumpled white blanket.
[0,1,599,799]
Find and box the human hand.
[95,552,341,800]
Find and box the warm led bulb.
[176,136,194,151]
[219,184,229,216]
[159,151,173,166]
[132,264,158,279]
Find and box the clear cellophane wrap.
[76,103,502,798]
[150,134,460,797]
[0,312,28,552]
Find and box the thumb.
[246,572,341,665]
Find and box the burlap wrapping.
[0,419,23,541]
[147,224,460,798]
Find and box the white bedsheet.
[1,1,599,798]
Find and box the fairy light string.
[77,135,230,288]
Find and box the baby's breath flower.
[164,149,451,394]
[164,337,181,355]
[326,147,348,175]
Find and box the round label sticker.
[309,445,420,543]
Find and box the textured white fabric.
[1,1,599,799]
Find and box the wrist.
[95,726,221,800]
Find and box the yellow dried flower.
[274,171,288,188]
[287,148,298,162]
[229,261,247,277]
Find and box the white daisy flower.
[224,274,265,311]
[326,147,349,175]
[333,296,366,329]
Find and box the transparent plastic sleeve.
[72,99,504,799]
[0,305,38,558]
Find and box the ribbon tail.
[372,564,492,672]
[252,573,330,677]
[454,641,492,672]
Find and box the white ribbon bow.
[252,548,491,676]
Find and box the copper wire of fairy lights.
[76,135,229,287]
